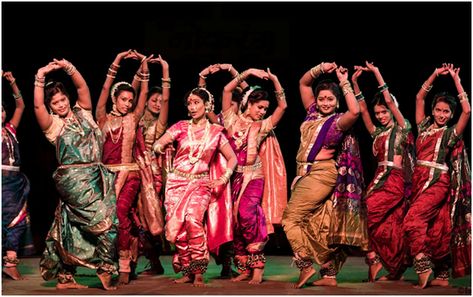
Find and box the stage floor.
[2,255,470,295]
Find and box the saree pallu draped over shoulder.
[39,106,118,280]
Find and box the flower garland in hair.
[193,87,215,113]
[111,81,132,102]
[240,85,262,111]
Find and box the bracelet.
[9,79,16,86]
[355,92,365,101]
[274,89,286,101]
[13,92,22,100]
[34,81,45,88]
[111,63,120,70]
[140,56,147,64]
[339,80,354,96]
[65,63,76,76]
[219,168,234,184]
[106,74,116,79]
[378,83,389,92]
[162,81,171,88]
[199,73,207,80]
[458,92,469,102]
[310,64,323,79]
[228,66,233,72]
[235,71,248,85]
[161,77,171,83]
[421,82,433,92]
[35,74,45,82]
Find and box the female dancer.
[34,59,117,290]
[95,49,150,284]
[2,71,31,280]
[221,68,287,284]
[403,63,470,289]
[351,61,414,281]
[135,54,170,275]
[282,62,366,288]
[153,87,237,287]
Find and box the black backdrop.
[2,2,471,255]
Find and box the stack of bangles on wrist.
[134,71,150,82]
[34,75,45,88]
[13,92,22,100]
[309,64,324,79]
[378,83,389,93]
[219,168,233,184]
[274,89,286,101]
[458,91,469,103]
[64,63,76,76]
[340,80,354,96]
[162,77,171,88]
[235,71,248,85]
[107,63,120,79]
[355,92,365,101]
[421,81,433,92]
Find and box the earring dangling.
[188,111,191,117]
[336,102,339,109]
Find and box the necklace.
[187,119,210,164]
[2,128,16,165]
[233,115,253,149]
[63,114,85,136]
[421,124,446,142]
[108,114,123,144]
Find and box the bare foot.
[97,271,117,290]
[231,272,251,282]
[293,266,316,289]
[2,267,23,280]
[414,269,432,289]
[56,281,88,290]
[174,275,194,284]
[118,272,130,285]
[378,274,404,281]
[430,278,449,287]
[312,277,337,287]
[249,268,264,285]
[368,262,383,282]
[193,274,206,287]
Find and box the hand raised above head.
[364,61,379,73]
[2,71,15,83]
[322,62,337,74]
[351,66,364,82]
[336,65,349,81]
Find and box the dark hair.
[372,91,388,107]
[112,83,136,104]
[45,81,69,107]
[431,92,457,116]
[231,89,243,104]
[184,88,212,106]
[314,79,341,101]
[240,86,269,112]
[147,86,163,101]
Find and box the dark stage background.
[2,2,471,255]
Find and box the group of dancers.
[2,50,471,290]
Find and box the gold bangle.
[421,82,433,92]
